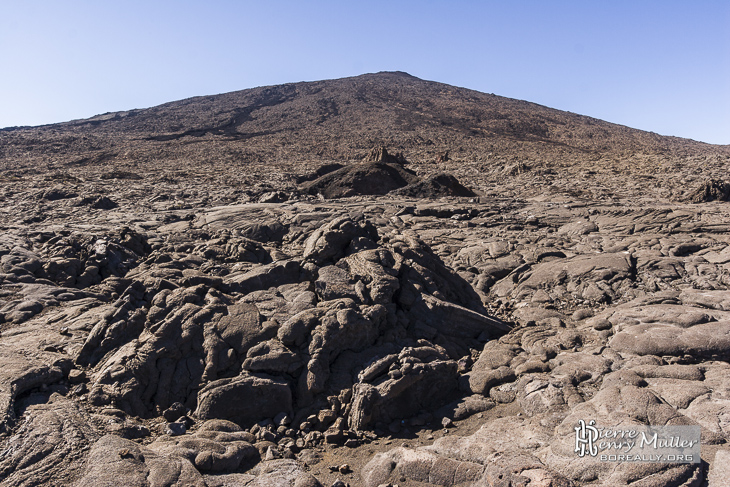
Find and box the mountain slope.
[1,71,729,202]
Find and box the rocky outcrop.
[195,373,293,426]
[299,156,476,199]
[687,179,730,202]
[300,162,420,198]
[362,146,408,164]
[74,434,206,487]
[391,173,477,198]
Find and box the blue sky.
[1,1,728,144]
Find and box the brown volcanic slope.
[1,71,729,204]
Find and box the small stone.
[68,369,87,384]
[278,437,295,449]
[305,431,322,446]
[457,356,473,373]
[162,402,186,422]
[572,308,594,321]
[274,412,291,426]
[363,430,378,441]
[324,429,344,444]
[259,429,278,443]
[165,422,186,436]
[327,395,341,414]
[122,424,150,439]
[344,438,360,448]
[264,446,280,461]
[592,318,612,331]
[332,417,347,431]
[176,415,194,428]
[282,448,296,459]
[317,409,337,429]
[71,383,88,396]
[339,464,352,474]
[441,417,453,428]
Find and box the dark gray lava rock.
[687,179,730,203]
[299,162,419,198]
[391,173,477,198]
[195,372,293,427]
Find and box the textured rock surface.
[74,434,207,487]
[1,72,730,486]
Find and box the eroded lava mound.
[300,161,419,198]
[299,158,475,199]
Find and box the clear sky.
[1,1,728,144]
